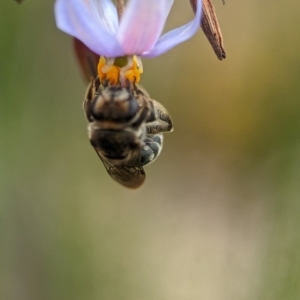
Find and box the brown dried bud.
[190,0,226,60]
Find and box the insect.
[83,76,173,189]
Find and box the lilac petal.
[55,0,124,57]
[143,0,202,57]
[89,0,118,35]
[116,0,174,55]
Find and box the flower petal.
[55,0,124,57]
[143,0,202,57]
[89,0,118,35]
[116,0,174,55]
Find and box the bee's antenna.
[133,82,143,96]
[123,79,130,92]
[103,79,109,88]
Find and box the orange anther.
[97,56,142,85]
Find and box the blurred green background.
[1,1,300,299]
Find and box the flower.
[55,0,202,58]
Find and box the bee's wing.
[93,147,146,189]
[73,38,99,82]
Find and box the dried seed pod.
[190,0,226,60]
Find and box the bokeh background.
[1,1,300,299]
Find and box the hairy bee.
[83,77,173,189]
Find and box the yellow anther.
[104,65,120,85]
[97,55,143,85]
[133,56,143,74]
[97,56,106,82]
[124,57,142,83]
[97,57,120,85]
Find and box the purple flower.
[55,0,202,58]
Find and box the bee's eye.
[127,94,139,119]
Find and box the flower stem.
[115,0,125,22]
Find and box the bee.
[83,76,173,189]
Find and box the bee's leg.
[146,100,174,134]
[83,76,100,121]
[140,134,163,166]
[83,78,94,121]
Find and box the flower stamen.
[97,56,119,85]
[97,55,143,85]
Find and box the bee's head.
[91,86,139,123]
